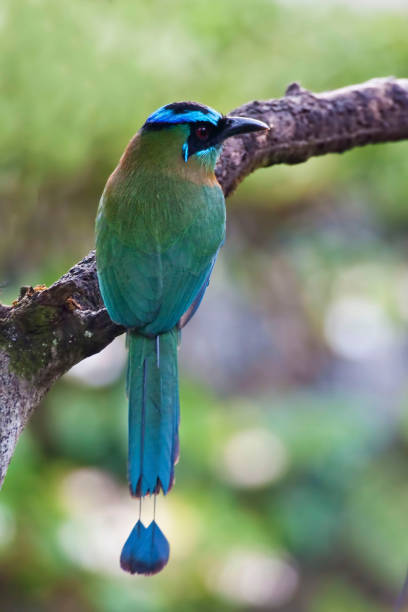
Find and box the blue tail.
[126,328,180,497]
[120,519,170,575]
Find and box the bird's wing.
[178,255,217,329]
[96,180,225,332]
[96,213,163,328]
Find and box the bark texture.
[1,76,408,485]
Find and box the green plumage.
[96,124,225,495]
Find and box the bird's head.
[139,101,269,174]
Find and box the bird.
[95,101,268,575]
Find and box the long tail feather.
[127,328,179,497]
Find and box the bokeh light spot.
[221,428,288,488]
[208,550,298,608]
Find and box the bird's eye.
[195,125,209,140]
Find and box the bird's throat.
[120,127,219,188]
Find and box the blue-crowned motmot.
[95,101,268,574]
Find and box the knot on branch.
[285,82,312,97]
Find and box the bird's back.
[96,130,226,335]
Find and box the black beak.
[219,115,269,141]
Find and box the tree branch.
[1,76,408,485]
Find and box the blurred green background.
[1,0,408,610]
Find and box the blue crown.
[144,102,221,128]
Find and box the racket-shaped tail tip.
[120,520,170,576]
